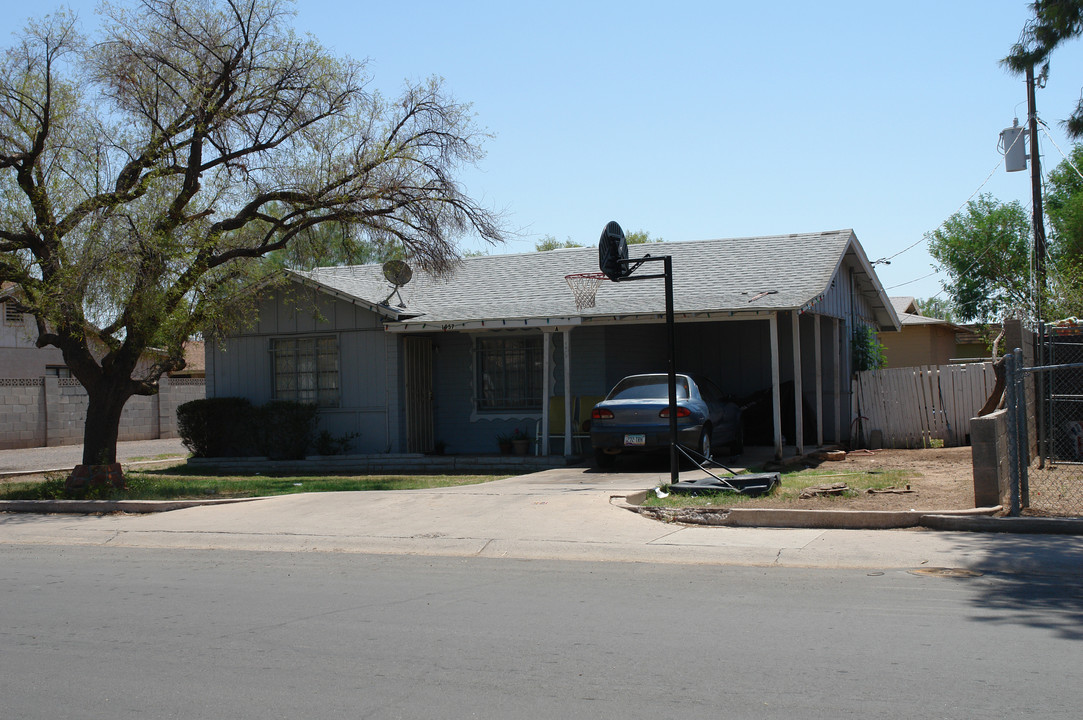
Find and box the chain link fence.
[1007,326,1083,516]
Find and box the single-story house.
[206,229,899,460]
[879,297,991,368]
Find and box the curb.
[0,497,262,514]
[612,494,1083,533]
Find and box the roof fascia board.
[387,317,584,333]
[833,232,901,332]
[286,270,406,320]
[387,308,786,333]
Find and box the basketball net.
[565,272,607,310]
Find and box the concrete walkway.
[0,438,190,477]
[2,457,1082,577]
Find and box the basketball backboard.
[598,220,629,281]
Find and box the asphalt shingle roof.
[292,229,883,326]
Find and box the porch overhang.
[383,308,780,333]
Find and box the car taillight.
[592,408,614,420]
[659,406,691,418]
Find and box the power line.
[872,128,1025,268]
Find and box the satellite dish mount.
[382,259,413,308]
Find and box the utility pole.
[1026,63,1047,325]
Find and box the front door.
[404,337,434,453]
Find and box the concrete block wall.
[970,409,1010,508]
[0,379,47,450]
[159,378,207,438]
[0,376,205,450]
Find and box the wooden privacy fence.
[853,362,997,448]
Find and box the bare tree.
[0,0,503,472]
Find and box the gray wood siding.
[210,288,394,454]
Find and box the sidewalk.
[2,465,1082,576]
[0,438,189,477]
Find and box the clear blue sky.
[7,0,1083,301]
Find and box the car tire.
[730,425,744,456]
[594,449,616,469]
[699,426,712,462]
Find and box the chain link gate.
[1005,325,1083,516]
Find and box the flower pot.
[512,439,530,456]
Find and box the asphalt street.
[2,545,1080,719]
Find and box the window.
[4,301,22,325]
[45,366,72,378]
[272,336,339,407]
[476,335,542,412]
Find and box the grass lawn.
[0,462,511,501]
[641,466,916,508]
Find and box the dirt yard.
[741,446,980,511]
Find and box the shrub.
[852,325,887,372]
[257,401,319,460]
[177,397,258,457]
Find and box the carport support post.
[769,314,783,460]
[541,331,552,456]
[563,327,574,457]
[814,314,823,447]
[833,318,841,444]
[792,311,804,456]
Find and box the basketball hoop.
[565,272,607,310]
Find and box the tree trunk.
[80,382,134,466]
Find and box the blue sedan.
[589,373,743,468]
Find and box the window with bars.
[475,335,542,412]
[4,301,22,325]
[271,336,340,407]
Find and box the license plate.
[624,434,646,447]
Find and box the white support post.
[833,318,842,444]
[769,313,782,460]
[563,327,573,457]
[792,311,804,456]
[541,331,552,455]
[814,314,823,448]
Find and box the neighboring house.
[209,229,898,460]
[2,282,206,379]
[170,340,206,378]
[0,284,205,450]
[879,297,990,368]
[1,285,69,378]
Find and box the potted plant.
[496,432,513,455]
[511,428,531,456]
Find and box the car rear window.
[609,376,689,400]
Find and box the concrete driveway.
[3,440,1083,575]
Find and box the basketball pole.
[614,254,680,485]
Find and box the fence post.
[1005,352,1021,516]
[1015,348,1031,509]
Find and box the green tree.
[1004,0,1083,137]
[534,228,661,251]
[626,229,663,244]
[1045,142,1083,270]
[915,297,956,322]
[926,194,1033,322]
[534,235,582,251]
[0,0,502,471]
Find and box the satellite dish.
[382,259,412,308]
[382,259,413,286]
[598,221,629,281]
